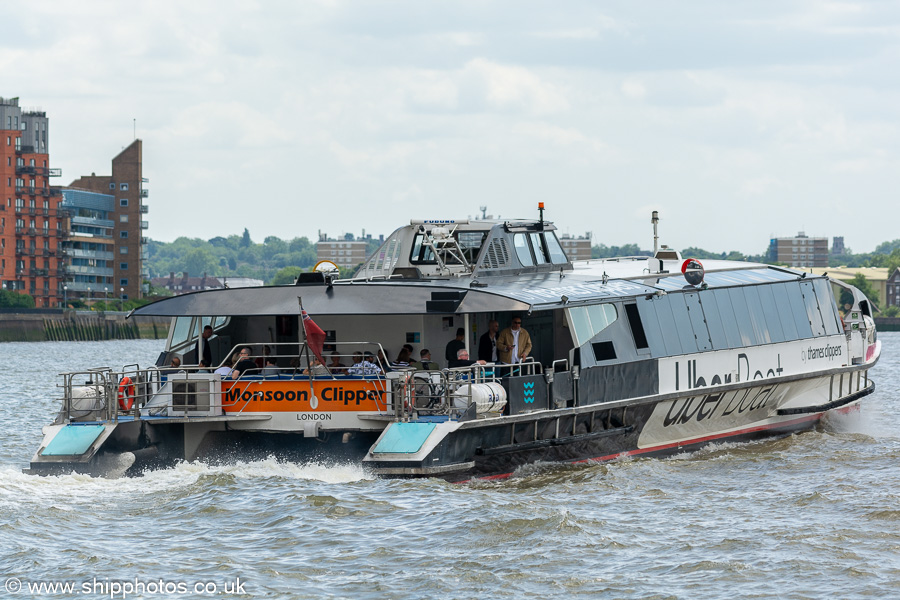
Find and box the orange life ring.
[118,376,135,411]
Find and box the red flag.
[302,309,326,366]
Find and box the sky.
[3,0,899,255]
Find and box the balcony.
[140,205,149,214]
[140,189,149,198]
[65,249,114,261]
[141,221,148,229]
[49,168,62,177]
[29,268,49,278]
[15,165,36,176]
[15,186,37,196]
[66,265,114,277]
[14,227,26,235]
[16,145,35,154]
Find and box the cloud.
[2,0,900,254]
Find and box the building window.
[120,183,129,191]
[109,183,115,190]
[120,231,128,239]
[120,262,128,270]
[120,199,128,207]
[120,247,128,255]
[120,279,128,286]
[120,214,128,223]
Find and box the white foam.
[0,457,373,506]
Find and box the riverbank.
[0,308,169,342]
[875,316,900,332]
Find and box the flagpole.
[298,295,333,379]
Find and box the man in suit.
[497,316,532,364]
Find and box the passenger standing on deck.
[195,325,214,366]
[478,319,500,363]
[498,317,532,364]
[445,328,466,366]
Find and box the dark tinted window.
[592,341,617,361]
[624,303,649,350]
[636,298,668,357]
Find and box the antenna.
[651,211,659,254]
[479,205,487,220]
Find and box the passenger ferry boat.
[28,209,881,481]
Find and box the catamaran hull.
[27,418,381,477]
[364,370,875,482]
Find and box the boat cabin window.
[514,232,569,267]
[544,233,568,264]
[568,304,618,346]
[529,232,549,265]
[634,279,842,358]
[168,315,231,352]
[410,230,487,264]
[514,234,533,266]
[170,316,197,349]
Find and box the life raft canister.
[118,376,135,411]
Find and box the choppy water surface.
[1,336,898,599]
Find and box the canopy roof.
[131,262,806,318]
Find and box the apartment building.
[0,96,64,307]
[769,232,829,268]
[67,140,148,300]
[558,232,592,261]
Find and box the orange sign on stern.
[222,379,389,413]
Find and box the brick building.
[67,140,147,301]
[0,97,64,307]
[316,231,379,269]
[769,232,829,268]
[558,232,592,261]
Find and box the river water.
[0,335,898,599]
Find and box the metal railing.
[55,345,544,426]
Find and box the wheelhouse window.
[545,233,568,264]
[514,234,533,266]
[514,232,568,267]
[409,230,487,265]
[529,232,549,265]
